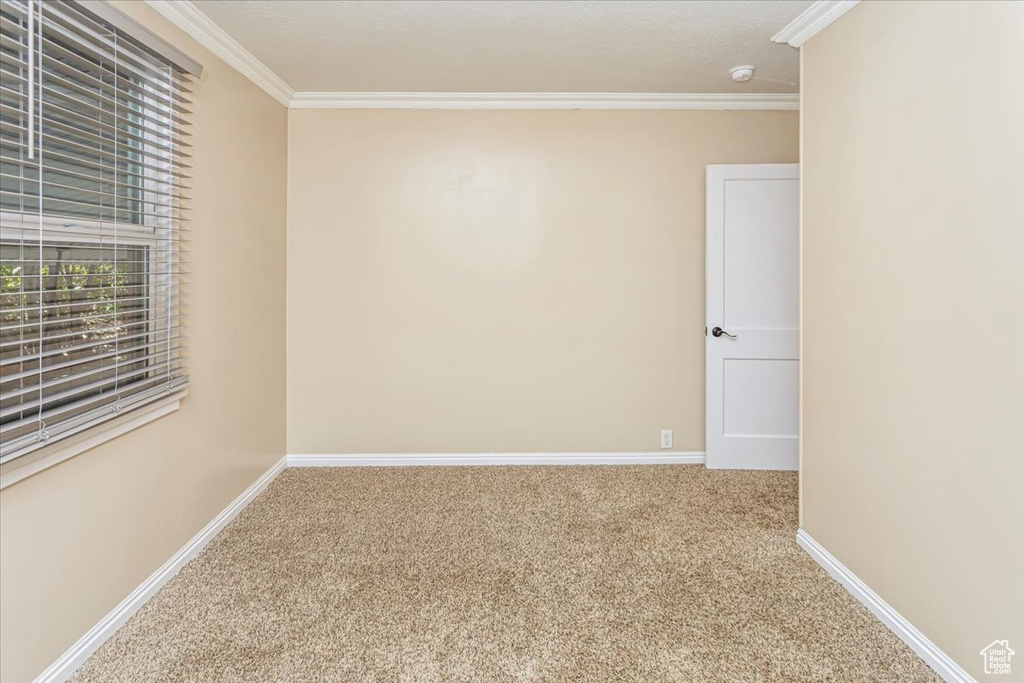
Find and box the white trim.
[0,392,185,489]
[33,456,289,683]
[139,2,800,110]
[772,1,860,47]
[288,92,799,111]
[796,529,974,683]
[797,48,805,524]
[288,452,706,467]
[144,0,294,106]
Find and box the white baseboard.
[796,529,974,683]
[287,451,706,467]
[34,456,289,683]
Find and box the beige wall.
[0,3,288,681]
[801,1,1024,678]
[287,109,798,454]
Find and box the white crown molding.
[772,0,860,47]
[288,92,799,111]
[34,456,289,683]
[288,452,706,466]
[796,530,975,683]
[144,0,294,106]
[140,2,799,111]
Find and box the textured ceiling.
[190,0,811,93]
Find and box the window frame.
[0,209,182,479]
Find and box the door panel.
[723,179,800,329]
[723,359,799,437]
[706,164,799,470]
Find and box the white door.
[705,164,799,470]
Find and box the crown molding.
[144,0,294,106]
[288,92,799,110]
[140,1,799,111]
[772,0,860,47]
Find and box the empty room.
[0,0,1021,681]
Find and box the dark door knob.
[711,326,737,339]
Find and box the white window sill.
[0,391,186,489]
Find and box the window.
[0,0,200,465]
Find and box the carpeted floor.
[72,466,940,682]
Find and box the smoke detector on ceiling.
[730,65,755,83]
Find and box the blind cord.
[164,69,172,393]
[34,0,47,444]
[26,0,34,160]
[112,28,121,413]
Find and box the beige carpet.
[72,466,940,682]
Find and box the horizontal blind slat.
[0,361,187,418]
[43,2,179,80]
[1,349,185,400]
[1,60,193,127]
[0,322,189,355]
[0,145,194,182]
[1,38,194,111]
[0,377,189,461]
[0,373,189,437]
[39,3,193,102]
[0,192,188,222]
[2,107,191,159]
[12,95,192,152]
[1,291,180,317]
[1,334,188,382]
[1,308,187,334]
[1,172,189,203]
[2,132,193,176]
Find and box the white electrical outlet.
[660,429,673,449]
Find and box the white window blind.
[0,0,196,463]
